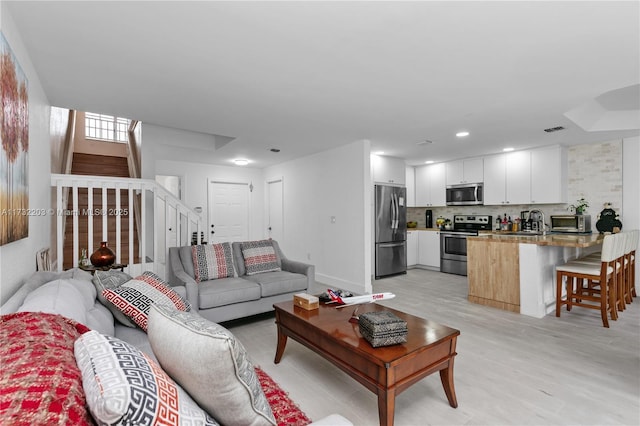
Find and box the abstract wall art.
[1,31,29,245]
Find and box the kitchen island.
[467,233,604,318]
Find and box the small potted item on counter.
[443,219,453,230]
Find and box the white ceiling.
[5,1,640,168]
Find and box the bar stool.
[624,230,638,301]
[555,233,619,327]
[568,232,627,313]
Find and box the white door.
[267,178,284,242]
[156,175,181,249]
[208,181,250,244]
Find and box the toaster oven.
[550,215,592,233]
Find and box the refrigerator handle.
[392,193,398,230]
[390,193,396,230]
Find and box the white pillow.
[18,279,88,325]
[147,305,276,426]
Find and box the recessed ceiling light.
[456,131,470,138]
[503,147,514,152]
[425,160,435,164]
[234,159,249,166]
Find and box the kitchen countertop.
[407,227,441,231]
[470,232,604,248]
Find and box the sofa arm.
[281,258,315,289]
[168,250,199,311]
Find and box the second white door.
[208,181,249,244]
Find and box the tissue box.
[359,311,408,347]
[293,293,319,310]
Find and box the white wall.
[141,123,265,243]
[0,7,52,304]
[265,140,372,295]
[622,136,639,288]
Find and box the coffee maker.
[425,209,433,228]
[520,211,531,231]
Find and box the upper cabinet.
[371,155,405,185]
[445,158,484,185]
[484,146,567,205]
[405,166,415,207]
[415,163,446,207]
[530,145,567,204]
[484,151,531,205]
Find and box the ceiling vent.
[416,140,433,145]
[544,126,565,133]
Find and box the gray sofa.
[0,269,351,426]
[168,240,314,323]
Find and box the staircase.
[62,153,139,269]
[52,172,202,278]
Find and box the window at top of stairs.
[85,112,130,143]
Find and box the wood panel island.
[467,233,604,318]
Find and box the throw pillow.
[191,242,237,282]
[17,278,91,326]
[74,330,218,426]
[92,270,137,327]
[240,239,281,276]
[0,312,93,425]
[147,304,276,426]
[101,271,191,331]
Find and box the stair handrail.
[51,173,203,276]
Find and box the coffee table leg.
[274,325,288,364]
[439,362,458,408]
[378,389,395,426]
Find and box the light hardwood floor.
[228,269,640,425]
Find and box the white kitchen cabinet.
[406,230,418,267]
[445,158,484,185]
[417,230,440,269]
[371,154,405,185]
[415,163,446,207]
[405,166,415,207]
[483,151,531,205]
[530,145,567,204]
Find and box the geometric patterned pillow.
[240,239,281,276]
[101,271,191,331]
[74,330,219,426]
[92,270,137,327]
[191,243,237,283]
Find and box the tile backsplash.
[408,140,623,229]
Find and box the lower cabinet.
[417,230,440,270]
[407,231,418,267]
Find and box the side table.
[78,263,127,275]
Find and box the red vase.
[90,241,116,267]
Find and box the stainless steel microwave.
[446,183,483,206]
[550,215,592,233]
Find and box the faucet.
[529,209,547,234]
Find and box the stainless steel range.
[440,215,492,276]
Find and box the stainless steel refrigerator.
[375,185,407,279]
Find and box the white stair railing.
[51,173,202,278]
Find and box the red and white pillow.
[75,330,217,426]
[101,271,191,331]
[192,243,237,282]
[240,239,281,275]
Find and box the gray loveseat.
[168,240,314,323]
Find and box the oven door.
[440,232,468,261]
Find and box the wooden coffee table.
[273,301,460,426]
